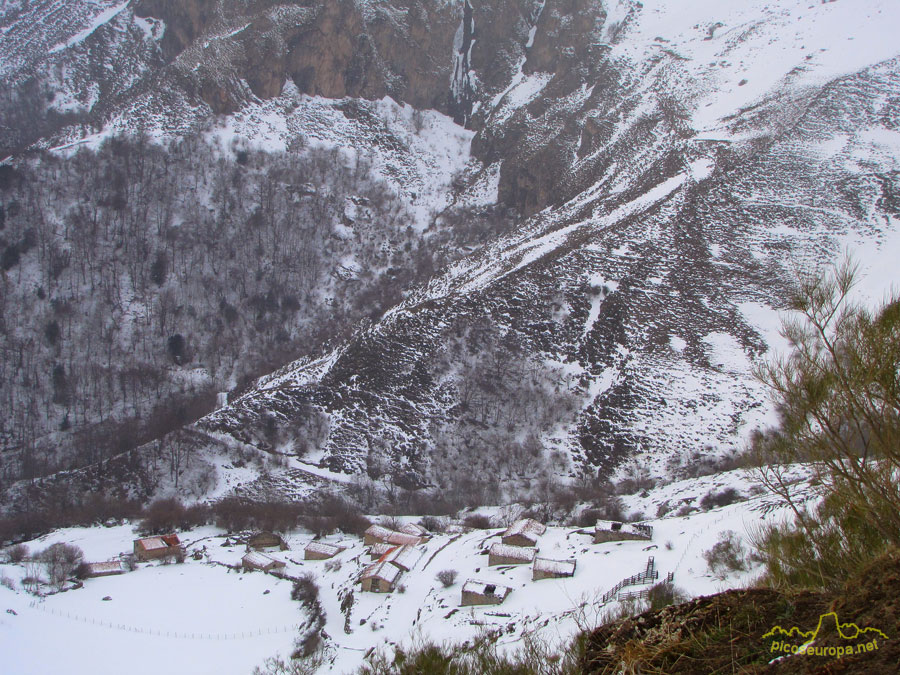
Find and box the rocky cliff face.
[131,0,468,114]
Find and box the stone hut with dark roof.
[593,520,653,544]
[500,518,546,547]
[461,579,512,607]
[248,531,288,551]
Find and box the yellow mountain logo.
[764,612,889,659]
[763,612,889,642]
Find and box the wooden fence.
[601,557,661,603]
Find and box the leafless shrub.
[39,542,84,589]
[675,504,696,517]
[699,487,744,511]
[3,543,28,563]
[436,569,458,588]
[462,514,494,530]
[379,516,404,531]
[418,516,447,533]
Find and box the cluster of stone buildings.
[463,518,577,606]
[358,523,429,592]
[89,516,654,609]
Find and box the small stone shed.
[460,579,512,607]
[248,531,289,551]
[83,561,127,579]
[241,551,286,573]
[304,541,345,561]
[488,543,536,566]
[593,520,653,544]
[500,518,546,547]
[360,561,402,593]
[532,557,577,581]
[133,534,182,561]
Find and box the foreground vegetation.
[751,259,900,591]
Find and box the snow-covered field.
[0,468,814,674]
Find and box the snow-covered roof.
[384,545,423,571]
[304,541,343,556]
[462,579,512,598]
[399,522,428,536]
[85,561,125,575]
[135,534,180,550]
[533,557,576,576]
[360,561,402,584]
[136,537,168,551]
[365,525,393,539]
[385,532,422,547]
[489,543,536,562]
[501,518,546,540]
[369,542,394,557]
[242,551,283,568]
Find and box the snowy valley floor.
[0,469,813,674]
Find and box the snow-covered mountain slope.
[199,0,900,496]
[2,0,900,505]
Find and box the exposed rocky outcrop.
[134,0,468,115]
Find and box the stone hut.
[133,534,182,561]
[363,525,393,546]
[360,561,402,593]
[460,579,512,607]
[488,543,536,566]
[248,531,288,551]
[500,519,546,547]
[304,541,345,561]
[241,551,286,573]
[532,557,577,581]
[593,520,653,544]
[364,525,423,547]
[82,561,127,579]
